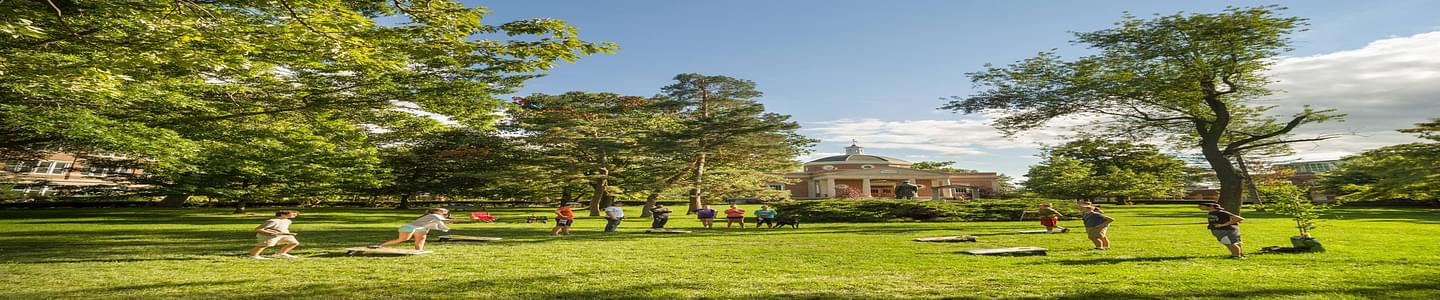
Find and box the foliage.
[1322,119,1440,202]
[653,74,815,211]
[1024,139,1186,200]
[373,128,524,208]
[1,0,613,208]
[771,198,1078,222]
[911,161,977,173]
[941,6,1342,212]
[1260,184,1329,237]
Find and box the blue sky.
[463,1,1440,179]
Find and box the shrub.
[771,198,1079,222]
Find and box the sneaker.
[367,245,383,249]
[271,253,297,258]
[1228,255,1247,260]
[1060,228,1070,233]
[1093,247,1105,250]
[247,255,270,260]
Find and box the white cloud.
[1266,31,1440,160]
[805,31,1440,163]
[803,114,1093,156]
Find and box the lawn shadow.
[1053,276,1440,299]
[1038,255,1197,265]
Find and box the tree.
[911,161,978,173]
[655,74,814,213]
[1,1,614,207]
[506,92,666,216]
[375,128,521,209]
[942,6,1342,213]
[1322,119,1440,202]
[1023,139,1186,201]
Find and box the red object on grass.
[470,212,497,222]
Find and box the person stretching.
[724,204,746,228]
[1199,202,1247,259]
[754,205,778,229]
[370,208,452,251]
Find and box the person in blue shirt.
[1081,205,1114,250]
[754,205,778,229]
[693,205,718,228]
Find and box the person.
[248,210,300,260]
[1199,202,1246,259]
[603,202,625,232]
[1037,203,1069,233]
[895,181,919,199]
[371,208,452,250]
[552,203,576,236]
[724,204,746,228]
[1081,205,1114,250]
[650,204,672,229]
[694,205,718,228]
[754,205,778,229]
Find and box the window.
[4,160,33,173]
[768,184,785,191]
[861,165,875,169]
[821,165,835,170]
[82,165,108,177]
[48,162,71,174]
[33,161,53,174]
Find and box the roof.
[807,154,911,165]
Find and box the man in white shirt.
[604,202,625,232]
[248,210,300,259]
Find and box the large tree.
[942,7,1341,213]
[1,1,613,206]
[1321,119,1440,202]
[654,74,813,213]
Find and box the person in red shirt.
[724,204,746,228]
[551,202,576,236]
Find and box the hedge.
[769,198,1082,222]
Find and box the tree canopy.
[942,6,1341,212]
[1322,119,1440,202]
[1023,139,1186,200]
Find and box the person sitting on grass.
[1199,202,1246,259]
[1038,203,1069,233]
[724,204,746,228]
[552,203,576,236]
[650,203,673,229]
[248,210,300,260]
[754,205,778,229]
[603,202,625,233]
[1081,205,1114,250]
[370,208,452,250]
[694,204,718,228]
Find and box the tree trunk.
[1202,144,1244,214]
[1234,154,1266,211]
[398,193,412,210]
[688,152,706,213]
[589,174,608,217]
[233,195,250,214]
[561,186,572,204]
[160,194,190,208]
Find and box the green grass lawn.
[1,204,1438,299]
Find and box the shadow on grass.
[1053,277,1440,300]
[1038,255,1197,265]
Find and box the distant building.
[1277,159,1344,202]
[777,143,1000,200]
[2,153,145,197]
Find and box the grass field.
[2,204,1438,299]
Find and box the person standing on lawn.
[1038,203,1069,233]
[754,205,778,229]
[1199,202,1246,259]
[724,204,746,228]
[694,204,718,228]
[371,208,452,250]
[650,203,673,229]
[248,210,301,260]
[1081,205,1114,250]
[603,202,625,232]
[552,203,576,236]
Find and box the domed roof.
[805,142,911,165]
[807,154,911,164]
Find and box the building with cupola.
[778,143,1001,200]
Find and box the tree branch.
[1223,112,1311,154]
[1228,136,1336,154]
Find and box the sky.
[462,0,1440,180]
